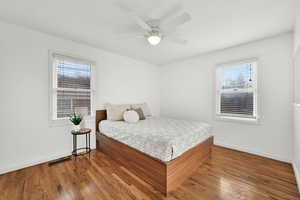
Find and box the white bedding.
[99,117,212,162]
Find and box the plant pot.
[73,125,81,131]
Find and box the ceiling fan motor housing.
[146,25,162,39]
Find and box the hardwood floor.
[0,146,299,200]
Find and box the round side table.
[71,128,92,157]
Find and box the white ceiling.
[0,0,297,65]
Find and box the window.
[216,60,258,122]
[50,52,94,121]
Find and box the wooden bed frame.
[95,110,213,196]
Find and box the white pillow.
[123,110,139,123]
[105,103,131,121]
[131,103,152,117]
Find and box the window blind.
[56,60,91,89]
[216,61,257,120]
[220,93,254,117]
[54,57,92,119]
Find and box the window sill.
[215,115,259,125]
[49,116,95,127]
[49,118,72,127]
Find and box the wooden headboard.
[95,110,107,133]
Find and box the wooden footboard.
[166,137,213,192]
[97,134,167,194]
[95,110,213,195]
[97,133,213,195]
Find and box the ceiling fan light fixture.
[147,35,161,46]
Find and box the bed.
[95,110,213,196]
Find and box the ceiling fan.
[117,2,191,46]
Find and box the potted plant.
[69,112,83,131]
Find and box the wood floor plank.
[0,146,299,200]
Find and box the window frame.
[215,59,259,124]
[49,50,96,126]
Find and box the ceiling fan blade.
[116,1,132,13]
[161,12,191,31]
[149,2,183,21]
[160,4,183,24]
[168,36,188,45]
[115,34,145,40]
[116,1,152,32]
[132,15,152,31]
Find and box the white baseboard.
[0,152,71,175]
[0,148,96,175]
[293,162,300,193]
[214,140,291,163]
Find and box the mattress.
[99,117,212,162]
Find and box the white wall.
[160,33,294,162]
[293,2,300,190]
[294,1,300,54]
[293,2,300,187]
[0,21,160,174]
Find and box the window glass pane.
[220,92,253,116]
[57,90,91,118]
[218,63,254,90]
[56,60,91,89]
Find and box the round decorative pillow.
[123,110,139,123]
